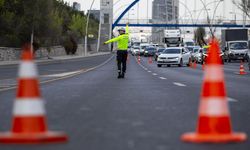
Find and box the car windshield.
[185,42,194,46]
[193,48,199,53]
[230,42,248,50]
[166,38,180,43]
[163,48,180,54]
[158,48,165,52]
[146,48,155,51]
[186,47,193,52]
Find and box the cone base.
[0,131,68,144]
[181,132,247,143]
[237,72,247,75]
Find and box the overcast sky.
[65,0,244,21]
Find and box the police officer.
[104,23,129,79]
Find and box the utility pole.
[85,0,95,56]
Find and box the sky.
[65,0,245,22]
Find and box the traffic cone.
[202,63,205,71]
[127,54,129,63]
[193,60,197,69]
[181,39,247,143]
[137,55,141,64]
[189,61,193,68]
[0,46,68,144]
[238,61,247,75]
[148,56,153,64]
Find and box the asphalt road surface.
[0,54,249,150]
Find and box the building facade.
[99,0,113,51]
[87,10,100,21]
[152,0,179,43]
[73,2,81,11]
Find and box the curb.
[0,52,111,67]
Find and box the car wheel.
[178,59,183,67]
[157,64,162,67]
[167,64,170,67]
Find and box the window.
[104,14,109,23]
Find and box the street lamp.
[198,0,224,37]
[84,0,96,56]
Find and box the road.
[0,53,249,150]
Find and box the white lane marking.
[0,85,11,88]
[173,82,187,87]
[152,73,158,76]
[42,70,82,77]
[159,77,167,80]
[227,97,238,102]
[148,71,152,73]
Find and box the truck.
[163,29,182,47]
[221,29,249,62]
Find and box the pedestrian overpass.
[112,0,250,29]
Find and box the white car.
[131,46,140,56]
[157,47,191,67]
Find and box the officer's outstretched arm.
[126,23,129,34]
[104,36,121,44]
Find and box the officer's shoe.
[117,72,122,79]
[120,72,125,78]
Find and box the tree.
[194,27,207,47]
[233,0,250,18]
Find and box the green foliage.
[194,27,207,47]
[0,0,99,49]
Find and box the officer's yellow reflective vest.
[104,25,129,50]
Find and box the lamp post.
[84,0,95,56]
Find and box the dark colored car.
[144,47,156,57]
[154,48,165,61]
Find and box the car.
[139,43,150,56]
[131,46,140,56]
[248,50,250,70]
[154,48,165,61]
[194,48,203,63]
[144,47,156,57]
[201,45,225,64]
[157,47,192,67]
[185,46,201,62]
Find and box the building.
[152,0,179,43]
[99,0,113,51]
[73,2,81,11]
[87,10,100,21]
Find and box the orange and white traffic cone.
[0,46,68,144]
[181,39,247,143]
[137,55,141,64]
[202,63,205,71]
[193,60,197,69]
[148,56,153,64]
[189,61,193,68]
[238,61,247,75]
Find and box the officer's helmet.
[118,27,126,34]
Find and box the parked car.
[157,47,191,67]
[144,47,156,57]
[131,46,140,56]
[154,48,165,61]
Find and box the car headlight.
[145,51,148,53]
